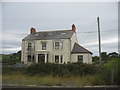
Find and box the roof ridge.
[35,29,72,33]
[23,29,74,41]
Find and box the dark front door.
[38,54,45,63]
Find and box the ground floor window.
[32,55,35,62]
[54,55,63,63]
[27,55,34,62]
[60,55,63,63]
[78,55,83,63]
[27,55,31,62]
[55,55,59,63]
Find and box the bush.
[101,58,120,85]
[93,58,120,85]
[2,67,26,75]
[25,63,98,77]
[2,63,99,77]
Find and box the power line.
[77,30,117,34]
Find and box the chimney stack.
[72,24,76,32]
[30,27,36,34]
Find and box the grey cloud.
[2,2,118,54]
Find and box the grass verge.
[2,74,98,86]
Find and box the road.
[2,84,120,90]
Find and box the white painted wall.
[71,53,92,64]
[70,32,78,51]
[22,39,71,64]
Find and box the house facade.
[21,24,92,64]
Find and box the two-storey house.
[21,24,92,64]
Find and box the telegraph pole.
[97,17,102,65]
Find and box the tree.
[108,52,119,58]
[92,56,99,64]
[101,52,108,63]
[2,51,21,66]
[92,52,119,64]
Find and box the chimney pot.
[30,27,36,34]
[72,24,76,32]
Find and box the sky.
[1,2,118,56]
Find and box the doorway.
[38,54,45,63]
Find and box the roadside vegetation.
[1,51,21,66]
[2,51,120,86]
[2,74,98,86]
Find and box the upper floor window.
[54,41,63,49]
[55,42,59,49]
[28,43,32,50]
[42,42,46,50]
[60,42,63,49]
[78,55,83,63]
[28,43,35,50]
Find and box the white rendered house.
[21,24,92,64]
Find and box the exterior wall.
[51,39,71,63]
[70,32,78,51]
[21,40,36,64]
[21,31,92,64]
[21,40,27,64]
[21,39,71,64]
[71,53,92,64]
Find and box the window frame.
[28,42,35,50]
[55,42,59,49]
[28,55,35,62]
[78,55,83,63]
[32,55,35,62]
[28,43,32,50]
[60,42,63,49]
[27,55,31,62]
[55,55,59,63]
[60,55,63,63]
[54,41,63,50]
[41,42,47,50]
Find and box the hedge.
[25,63,98,77]
[3,63,98,77]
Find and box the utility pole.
[97,17,102,65]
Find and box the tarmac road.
[1,84,120,90]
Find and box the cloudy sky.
[1,2,118,56]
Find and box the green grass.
[2,74,98,86]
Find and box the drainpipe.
[45,53,47,63]
[70,39,71,63]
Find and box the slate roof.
[23,30,74,41]
[71,43,92,54]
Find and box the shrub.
[25,63,98,77]
[105,59,120,85]
[2,63,99,77]
[95,58,120,85]
[2,67,26,75]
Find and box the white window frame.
[60,55,63,63]
[27,42,35,50]
[27,55,35,62]
[78,55,83,63]
[55,55,59,63]
[53,41,63,50]
[60,42,63,49]
[41,42,47,50]
[55,42,59,49]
